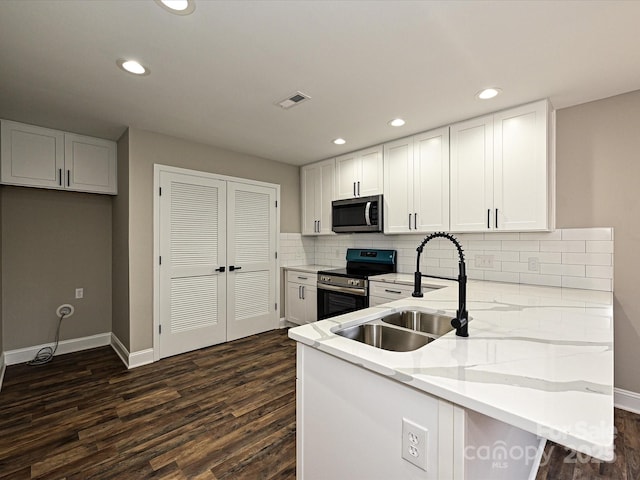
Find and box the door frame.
[153,164,281,362]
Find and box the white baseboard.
[0,353,6,392]
[3,333,111,366]
[110,333,154,369]
[614,387,640,414]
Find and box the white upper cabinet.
[301,158,335,235]
[384,128,449,234]
[1,120,117,195]
[335,145,383,199]
[450,100,551,232]
[65,133,117,194]
[1,120,64,189]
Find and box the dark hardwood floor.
[0,329,296,479]
[1,328,638,479]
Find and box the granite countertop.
[288,278,614,461]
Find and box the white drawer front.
[369,281,414,300]
[287,270,317,287]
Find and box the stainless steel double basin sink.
[334,309,463,352]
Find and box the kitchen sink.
[334,323,432,352]
[381,310,455,337]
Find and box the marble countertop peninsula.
[288,277,614,461]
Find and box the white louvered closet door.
[226,182,277,341]
[159,172,227,358]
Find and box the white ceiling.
[1,0,639,166]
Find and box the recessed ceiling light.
[388,118,406,127]
[117,59,150,76]
[155,0,196,15]
[477,88,501,100]
[333,138,346,145]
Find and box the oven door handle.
[317,283,367,297]
[364,201,372,226]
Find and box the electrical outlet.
[474,254,494,269]
[402,418,428,471]
[75,288,84,299]
[527,257,540,272]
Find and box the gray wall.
[112,130,130,348]
[1,186,112,350]
[556,89,640,393]
[126,127,300,351]
[0,188,3,359]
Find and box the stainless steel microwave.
[331,195,383,233]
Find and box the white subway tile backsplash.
[539,240,586,253]
[562,252,612,266]
[586,265,613,279]
[501,240,540,251]
[586,241,614,253]
[484,232,520,240]
[561,228,612,241]
[301,227,613,292]
[519,251,562,263]
[540,264,585,277]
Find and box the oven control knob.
[320,275,330,282]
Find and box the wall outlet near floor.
[75,288,84,299]
[475,254,495,268]
[528,257,540,272]
[402,418,428,471]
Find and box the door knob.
[229,265,242,271]
[215,266,225,272]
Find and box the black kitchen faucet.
[412,232,469,337]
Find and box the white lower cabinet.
[286,270,317,325]
[297,344,545,480]
[1,119,117,194]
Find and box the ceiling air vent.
[277,91,311,109]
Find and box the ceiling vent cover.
[277,91,311,109]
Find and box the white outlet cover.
[402,418,428,471]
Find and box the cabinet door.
[383,138,413,233]
[1,120,64,189]
[65,133,117,194]
[317,159,335,235]
[301,164,319,235]
[494,100,549,231]
[358,145,383,197]
[449,115,494,232]
[287,282,306,325]
[335,152,358,199]
[413,127,450,232]
[303,285,317,323]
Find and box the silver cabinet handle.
[317,220,320,233]
[299,285,302,299]
[365,201,372,226]
[301,285,305,300]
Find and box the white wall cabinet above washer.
[1,120,117,195]
[335,145,383,199]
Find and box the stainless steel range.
[317,249,397,320]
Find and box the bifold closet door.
[226,182,278,341]
[158,171,227,358]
